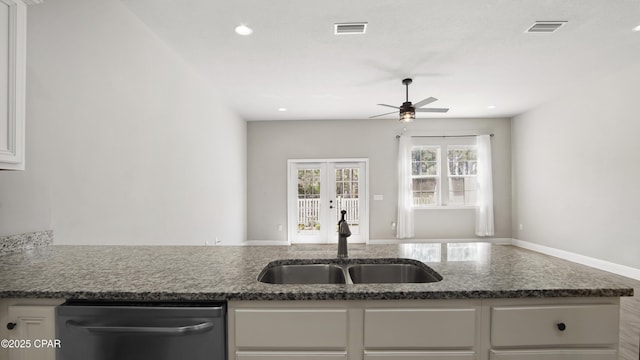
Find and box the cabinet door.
[7,305,56,360]
[236,351,348,360]
[235,309,348,350]
[491,304,619,347]
[0,0,26,171]
[489,349,617,360]
[364,308,477,349]
[364,350,476,359]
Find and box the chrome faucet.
[337,210,351,259]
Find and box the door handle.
[66,320,214,335]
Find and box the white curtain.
[396,135,414,239]
[475,134,495,236]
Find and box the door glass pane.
[335,167,360,235]
[297,169,321,234]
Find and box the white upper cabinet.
[0,0,29,170]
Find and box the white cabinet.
[229,300,480,360]
[490,304,619,347]
[231,304,350,360]
[489,349,617,360]
[485,299,620,360]
[363,307,479,359]
[6,305,56,360]
[364,351,476,360]
[0,0,28,170]
[236,352,348,360]
[0,299,62,360]
[230,298,621,360]
[234,309,348,349]
[364,308,477,349]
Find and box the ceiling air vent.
[334,22,367,35]
[527,21,567,33]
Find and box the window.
[411,138,478,207]
[411,147,440,206]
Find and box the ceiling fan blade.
[377,104,399,109]
[415,107,449,113]
[413,97,438,108]
[369,110,398,118]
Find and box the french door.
[288,159,368,244]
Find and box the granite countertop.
[0,243,634,301]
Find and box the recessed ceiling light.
[278,108,287,112]
[633,25,640,32]
[487,105,497,109]
[235,24,253,36]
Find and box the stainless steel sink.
[347,263,441,284]
[258,264,346,284]
[258,259,442,285]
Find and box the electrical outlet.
[519,224,524,231]
[277,224,283,232]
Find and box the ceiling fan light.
[400,111,415,122]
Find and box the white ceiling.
[120,0,640,121]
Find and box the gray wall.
[512,62,640,270]
[247,118,511,242]
[0,0,247,245]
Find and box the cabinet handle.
[6,322,16,330]
[66,320,214,335]
[556,322,567,331]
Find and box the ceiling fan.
[369,78,449,122]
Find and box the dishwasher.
[56,301,226,360]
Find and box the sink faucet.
[337,210,351,259]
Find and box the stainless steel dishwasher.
[56,301,226,360]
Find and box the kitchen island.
[0,243,635,360]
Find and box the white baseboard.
[512,239,640,281]
[368,238,513,245]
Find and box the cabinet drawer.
[235,309,348,349]
[364,350,475,359]
[236,351,348,360]
[364,308,477,349]
[489,349,617,360]
[491,304,619,347]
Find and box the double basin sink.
[258,258,442,285]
